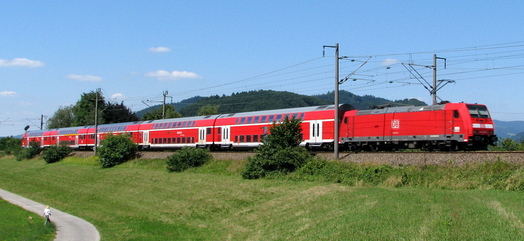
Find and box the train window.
[276,114,282,120]
[261,116,267,122]
[235,136,238,142]
[268,115,274,122]
[206,128,211,134]
[246,135,251,142]
[240,117,246,124]
[247,117,253,123]
[344,117,348,124]
[253,135,258,142]
[240,136,245,142]
[453,110,460,118]
[176,137,180,143]
[467,105,490,118]
[254,116,259,123]
[217,127,222,134]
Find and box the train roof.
[356,104,446,115]
[25,104,353,136]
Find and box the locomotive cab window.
[453,110,460,118]
[467,105,490,118]
[343,117,348,124]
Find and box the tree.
[142,105,182,120]
[242,117,311,179]
[103,102,138,123]
[47,105,74,129]
[197,104,219,116]
[0,137,21,154]
[72,90,105,126]
[98,134,138,168]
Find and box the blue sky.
[1,1,524,136]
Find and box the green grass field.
[0,156,523,240]
[0,198,55,241]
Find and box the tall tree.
[72,90,105,126]
[47,105,75,129]
[142,105,182,121]
[103,102,138,123]
[197,104,219,116]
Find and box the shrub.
[15,141,41,161]
[42,146,72,163]
[0,137,21,154]
[98,134,138,168]
[242,117,312,179]
[166,147,212,172]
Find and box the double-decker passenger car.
[21,103,497,151]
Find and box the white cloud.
[0,91,16,96]
[110,93,125,100]
[382,58,399,66]
[149,46,171,53]
[145,70,200,80]
[66,74,103,82]
[0,58,44,67]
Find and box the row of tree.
[47,90,219,129]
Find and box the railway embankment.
[71,151,524,166]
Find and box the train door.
[222,126,230,145]
[143,131,149,145]
[309,121,323,143]
[198,128,206,145]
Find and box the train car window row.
[235,112,304,125]
[234,135,265,143]
[153,121,196,129]
[98,126,125,133]
[151,137,195,144]
[59,140,75,145]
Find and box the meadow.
[0,197,55,241]
[0,156,523,240]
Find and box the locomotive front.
[464,104,498,149]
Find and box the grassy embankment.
[0,198,55,241]
[0,156,523,240]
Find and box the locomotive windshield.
[467,105,491,118]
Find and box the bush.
[98,134,138,168]
[166,147,212,172]
[242,117,312,179]
[42,146,72,163]
[15,141,41,161]
[0,137,21,155]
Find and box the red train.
[21,102,497,151]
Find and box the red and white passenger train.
[21,102,497,151]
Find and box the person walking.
[43,206,52,225]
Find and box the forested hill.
[136,90,427,117]
[314,90,426,110]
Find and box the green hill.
[313,90,426,110]
[178,90,329,116]
[137,89,427,118]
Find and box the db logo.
[391,119,400,129]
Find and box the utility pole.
[162,90,168,119]
[402,55,450,105]
[432,54,437,105]
[40,115,44,130]
[323,43,341,160]
[94,88,101,155]
[432,54,447,105]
